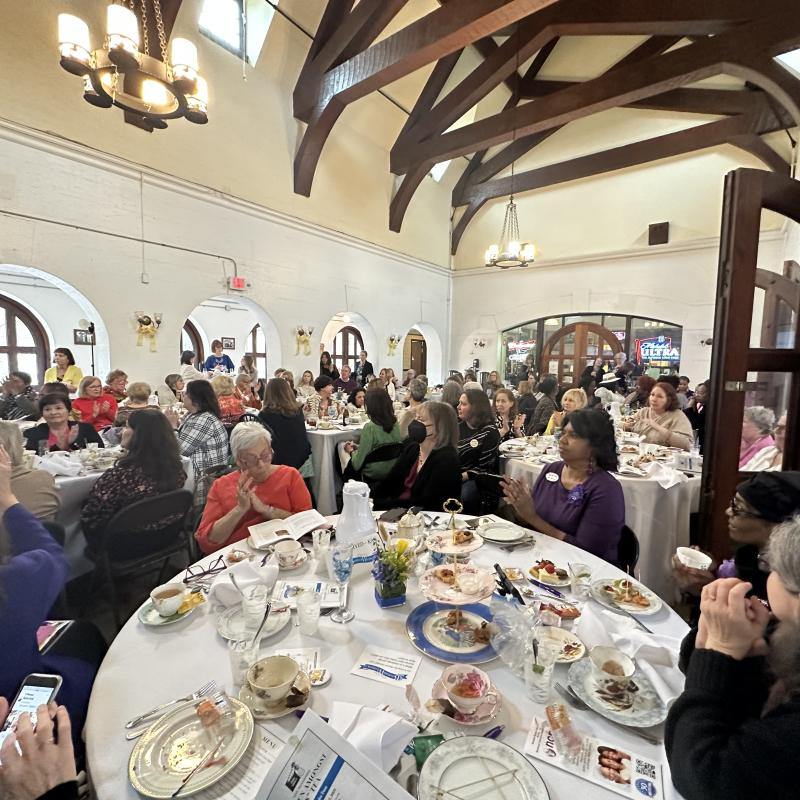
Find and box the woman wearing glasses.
[740,412,786,472]
[195,422,312,554]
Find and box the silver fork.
[554,682,662,745]
[125,680,217,730]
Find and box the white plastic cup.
[296,591,322,635]
[676,547,713,570]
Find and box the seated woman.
[157,373,184,406]
[297,370,315,398]
[238,354,258,384]
[379,368,397,400]
[24,394,103,453]
[0,371,38,421]
[43,347,82,393]
[623,380,693,450]
[102,369,128,402]
[502,409,624,563]
[529,375,559,435]
[397,378,427,437]
[440,380,462,411]
[665,515,800,799]
[457,388,501,475]
[739,405,776,469]
[211,374,246,426]
[402,369,416,387]
[204,339,235,375]
[72,376,118,431]
[623,374,656,412]
[741,412,786,472]
[516,380,538,429]
[258,378,311,472]
[180,350,206,384]
[0,422,59,520]
[304,375,336,420]
[0,446,104,753]
[114,381,152,427]
[485,370,504,400]
[493,388,526,442]
[342,389,402,483]
[195,423,312,554]
[80,410,186,550]
[235,373,262,411]
[372,401,462,511]
[544,387,587,435]
[347,387,366,414]
[165,380,229,508]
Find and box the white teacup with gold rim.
[246,656,300,708]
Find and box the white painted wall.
[450,233,787,385]
[0,125,451,388]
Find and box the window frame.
[181,320,204,366]
[248,324,267,380]
[0,294,49,385]
[199,0,246,60]
[331,326,364,372]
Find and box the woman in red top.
[195,422,312,553]
[211,374,246,426]
[235,373,262,410]
[72,376,118,431]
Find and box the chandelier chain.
[153,0,169,64]
[139,0,150,56]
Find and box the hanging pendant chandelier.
[57,1,208,132]
[484,192,536,268]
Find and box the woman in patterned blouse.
[165,380,229,508]
[211,374,246,426]
[80,410,186,547]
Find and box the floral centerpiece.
[372,540,411,608]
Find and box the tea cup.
[441,664,490,713]
[275,539,302,567]
[150,582,185,617]
[589,646,635,685]
[676,547,713,571]
[246,655,300,708]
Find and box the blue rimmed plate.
[405,601,496,664]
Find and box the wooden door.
[540,322,623,386]
[699,169,800,557]
[410,338,427,374]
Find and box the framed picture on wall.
[221,337,235,350]
[73,328,95,346]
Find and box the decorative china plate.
[238,671,311,720]
[128,698,254,798]
[537,626,585,663]
[567,659,667,728]
[478,523,528,544]
[419,564,495,605]
[418,736,548,800]
[137,599,197,628]
[215,603,291,641]
[590,578,663,616]
[426,530,484,556]
[406,601,496,664]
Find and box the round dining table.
[85,513,688,800]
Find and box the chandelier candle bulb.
[106,3,140,66]
[171,38,199,91]
[58,14,92,73]
[185,77,209,124]
[141,79,170,110]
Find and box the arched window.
[181,320,204,365]
[332,326,364,372]
[0,295,49,384]
[248,324,268,379]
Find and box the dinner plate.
[128,697,254,798]
[528,562,571,588]
[215,603,291,641]
[426,530,484,555]
[137,599,198,627]
[537,625,585,663]
[418,736,549,800]
[419,564,495,605]
[567,659,668,728]
[406,601,496,664]
[499,441,531,454]
[479,523,527,544]
[590,578,663,616]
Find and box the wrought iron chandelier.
[57,1,208,132]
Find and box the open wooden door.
[699,169,800,556]
[540,322,623,386]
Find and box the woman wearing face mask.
[372,401,462,511]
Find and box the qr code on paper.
[636,759,657,780]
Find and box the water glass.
[37,441,50,458]
[525,642,557,703]
[296,591,322,635]
[569,562,592,600]
[228,639,260,687]
[329,543,355,624]
[241,584,269,631]
[312,529,331,558]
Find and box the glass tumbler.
[525,642,557,703]
[296,591,322,635]
[569,562,592,600]
[241,584,269,631]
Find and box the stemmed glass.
[329,543,355,624]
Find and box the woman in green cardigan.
[342,388,402,482]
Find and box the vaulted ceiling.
[288,0,800,256]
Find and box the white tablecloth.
[53,456,195,578]
[504,459,701,601]
[85,514,688,800]
[307,424,363,515]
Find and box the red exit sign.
[227,275,247,291]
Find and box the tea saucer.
[137,598,197,627]
[308,667,331,687]
[238,671,311,719]
[279,549,310,571]
[428,679,502,726]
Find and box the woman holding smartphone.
[0,445,105,755]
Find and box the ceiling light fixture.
[57,1,208,132]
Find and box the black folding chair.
[617,524,640,573]
[84,489,194,629]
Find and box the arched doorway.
[403,328,427,375]
[181,319,205,365]
[405,322,443,384]
[320,312,378,373]
[0,294,49,383]
[541,322,623,386]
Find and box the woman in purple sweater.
[0,446,98,753]
[502,409,624,563]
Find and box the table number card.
[351,645,421,687]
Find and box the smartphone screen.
[0,674,62,752]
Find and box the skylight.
[200,0,243,54]
[777,49,800,79]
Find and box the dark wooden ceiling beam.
[393,9,800,173]
[294,0,561,196]
[458,112,785,208]
[730,134,790,174]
